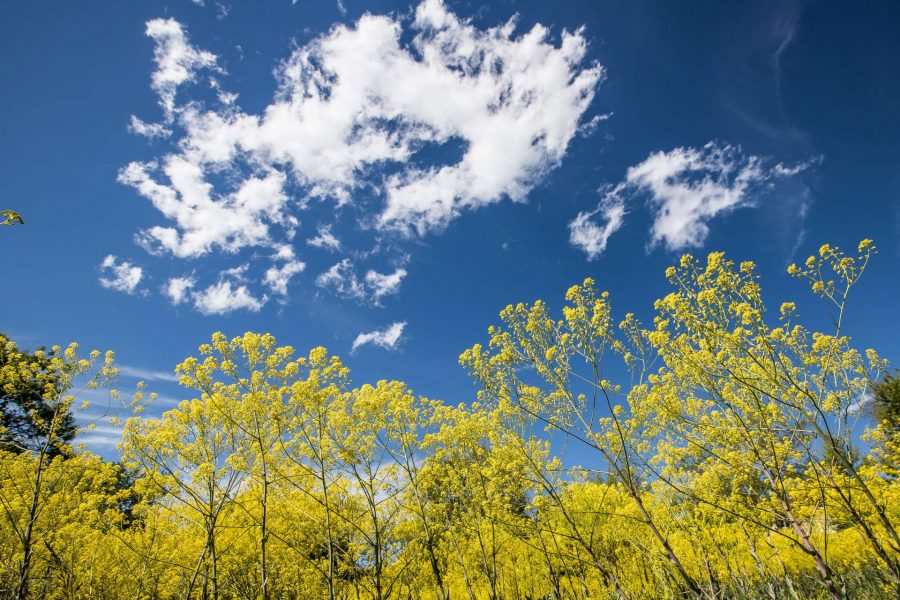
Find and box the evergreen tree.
[0,335,75,457]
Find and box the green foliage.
[872,370,900,430]
[0,337,75,457]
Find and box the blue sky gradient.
[1,0,898,457]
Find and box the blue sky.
[1,0,898,457]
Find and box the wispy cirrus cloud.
[117,364,179,383]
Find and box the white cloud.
[848,390,872,416]
[220,263,251,280]
[568,198,626,260]
[128,115,171,139]
[365,268,407,300]
[375,1,602,233]
[119,160,293,258]
[273,244,297,261]
[118,364,179,382]
[307,225,342,251]
[315,259,366,300]
[633,143,767,250]
[351,321,406,353]
[264,259,306,296]
[144,18,219,121]
[98,255,144,295]
[76,425,125,449]
[163,276,195,305]
[569,142,813,257]
[192,279,267,315]
[119,2,600,308]
[116,3,602,312]
[315,260,406,304]
[578,112,612,138]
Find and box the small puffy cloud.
[264,259,306,296]
[273,244,297,261]
[569,142,814,258]
[98,255,143,295]
[365,268,407,301]
[128,115,170,139]
[315,259,366,300]
[307,225,342,251]
[568,198,626,260]
[351,321,406,353]
[192,278,267,315]
[163,275,195,305]
[164,267,268,314]
[220,263,250,280]
[315,260,406,304]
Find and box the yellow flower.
[780,302,796,318]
